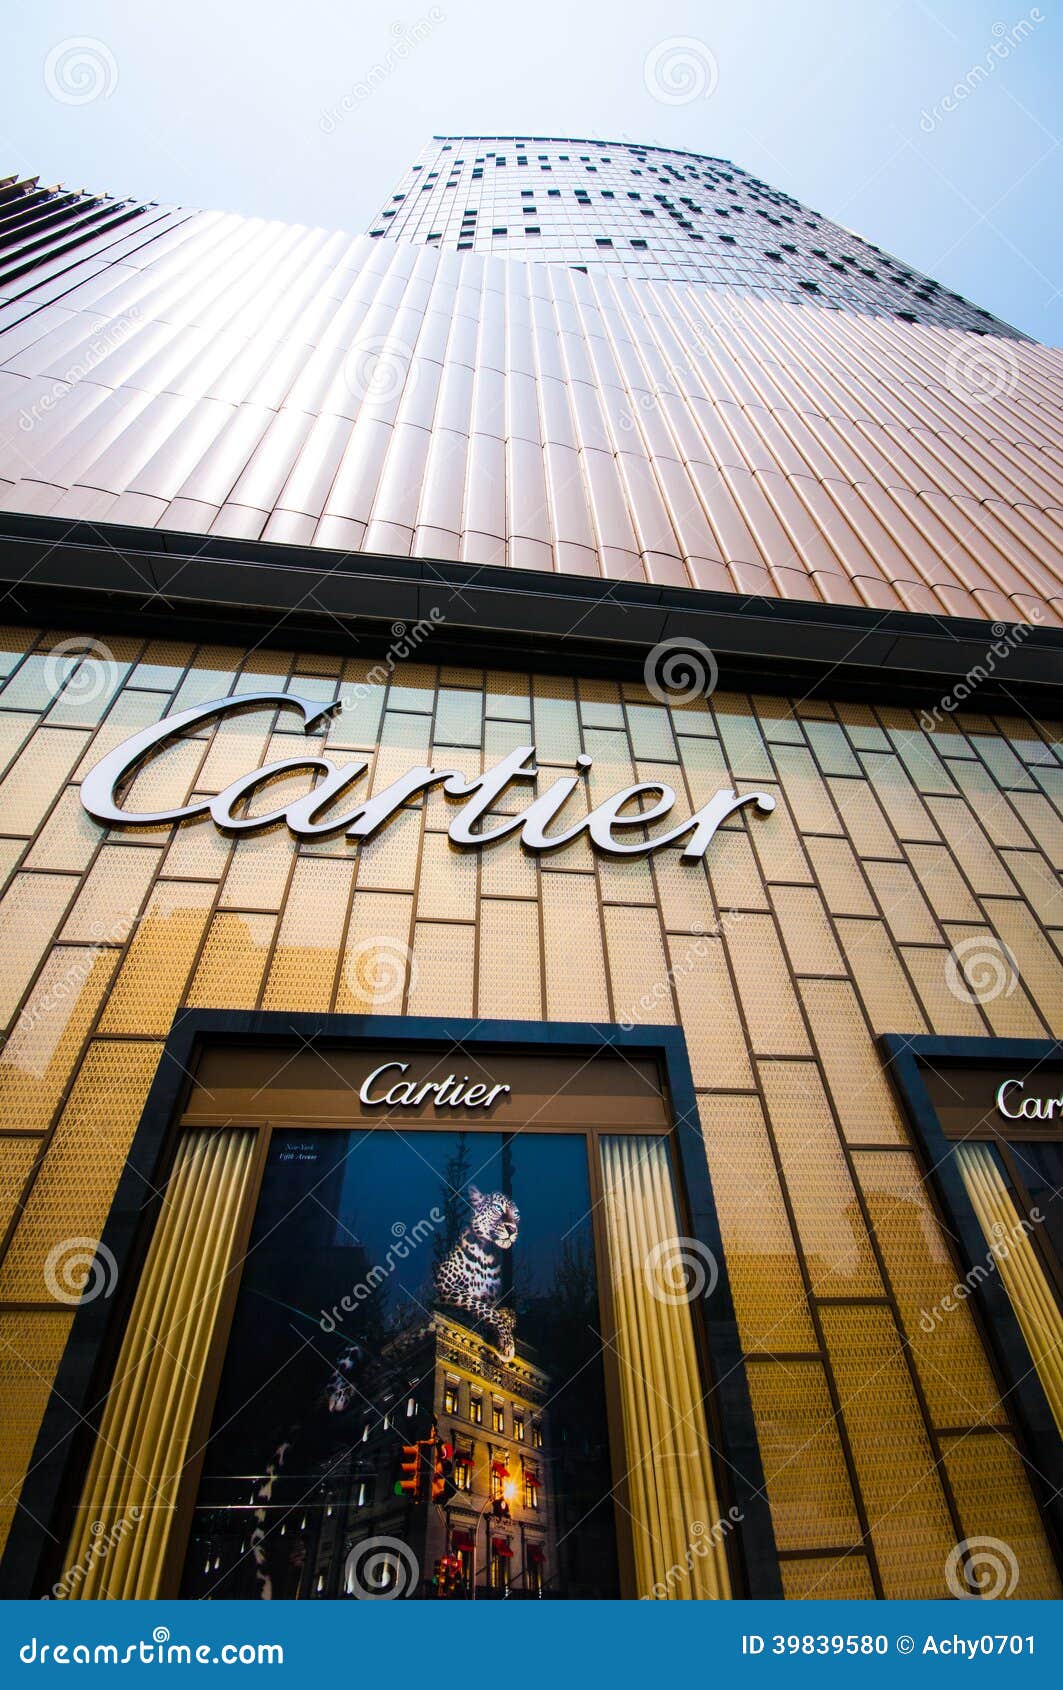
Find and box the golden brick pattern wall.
[0,622,1060,1595]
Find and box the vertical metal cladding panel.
[0,875,80,1029]
[781,1556,877,1599]
[261,858,354,1012]
[744,1360,863,1552]
[941,1432,1062,1599]
[759,1061,881,1296]
[819,1303,958,1598]
[476,898,541,1019]
[696,1093,816,1353]
[0,945,119,1132]
[0,1040,163,1301]
[0,1313,74,1558]
[854,1150,1007,1428]
[599,1134,732,1599]
[61,1128,256,1598]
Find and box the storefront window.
[179,1127,621,1598]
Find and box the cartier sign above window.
[79,690,776,863]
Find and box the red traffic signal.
[395,1443,420,1499]
[432,1439,455,1502]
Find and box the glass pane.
[180,1129,619,1599]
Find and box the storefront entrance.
[19,1018,776,1601]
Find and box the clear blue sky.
[3,0,1060,341]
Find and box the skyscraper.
[0,139,1060,1604]
[370,135,1021,334]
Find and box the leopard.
[434,1184,519,1359]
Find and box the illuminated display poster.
[180,1129,620,1599]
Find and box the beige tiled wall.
[0,622,1060,1595]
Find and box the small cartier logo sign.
[79,690,776,864]
[996,1079,1063,1121]
[359,1061,511,1110]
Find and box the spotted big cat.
[434,1185,519,1359]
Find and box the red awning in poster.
[524,1470,541,1487]
[490,1460,509,1477]
[451,1531,474,1550]
[492,1538,513,1557]
[527,1544,545,1564]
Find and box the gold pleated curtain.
[955,1143,1063,1436]
[599,1135,732,1599]
[61,1128,255,1598]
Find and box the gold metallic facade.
[1,196,1061,621]
[0,626,1060,1596]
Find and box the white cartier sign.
[359,1061,511,1110]
[996,1080,1063,1121]
[79,690,776,861]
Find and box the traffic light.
[395,1444,420,1499]
[432,1440,455,1502]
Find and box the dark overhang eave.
[0,511,1060,707]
